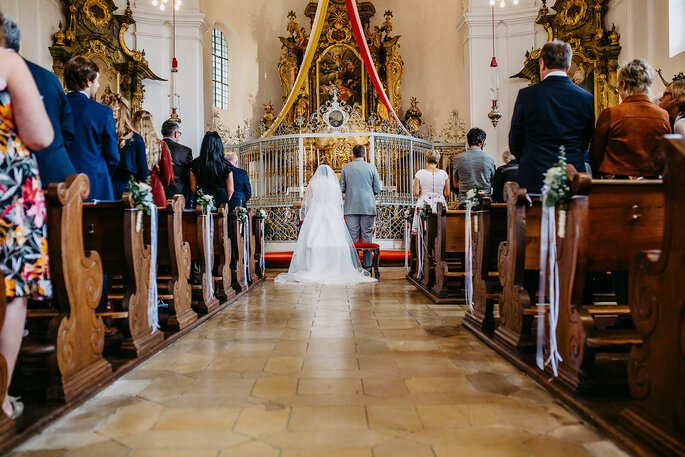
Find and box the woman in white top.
[665,78,685,136]
[412,150,450,233]
[275,165,377,285]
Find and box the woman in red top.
[133,110,174,206]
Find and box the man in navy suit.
[1,15,76,186]
[64,56,119,201]
[509,40,595,194]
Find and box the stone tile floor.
[8,269,632,457]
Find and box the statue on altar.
[404,97,423,133]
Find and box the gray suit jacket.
[339,158,382,215]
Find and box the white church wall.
[460,0,540,165]
[0,0,63,67]
[606,0,685,95]
[204,0,471,139]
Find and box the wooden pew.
[494,183,541,353]
[431,204,467,304]
[0,272,15,440]
[462,198,507,335]
[45,174,112,402]
[231,208,247,294]
[552,170,664,393]
[212,204,235,303]
[252,211,266,281]
[620,137,685,457]
[182,209,220,314]
[82,196,164,358]
[151,196,196,331]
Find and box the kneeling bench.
[354,243,380,279]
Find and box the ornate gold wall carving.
[49,0,164,113]
[512,0,621,119]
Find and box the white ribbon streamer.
[404,221,410,271]
[146,204,159,331]
[537,205,562,375]
[464,204,474,316]
[203,208,214,302]
[260,219,266,274]
[243,217,250,289]
[416,215,424,281]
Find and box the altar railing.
[229,132,465,243]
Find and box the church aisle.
[9,269,630,457]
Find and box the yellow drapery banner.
[264,0,330,137]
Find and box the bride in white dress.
[275,165,377,285]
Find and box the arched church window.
[670,0,685,57]
[212,28,229,110]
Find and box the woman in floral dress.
[0,27,55,419]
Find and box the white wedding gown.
[275,165,377,285]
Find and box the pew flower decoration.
[236,207,248,223]
[541,146,572,238]
[257,209,273,238]
[196,189,216,212]
[128,176,154,232]
[402,207,413,223]
[465,185,482,232]
[418,201,431,219]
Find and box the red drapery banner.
[344,0,410,136]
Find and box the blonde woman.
[133,110,174,206]
[105,94,149,198]
[660,77,685,136]
[412,150,450,233]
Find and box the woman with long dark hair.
[190,131,234,205]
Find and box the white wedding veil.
[302,164,343,218]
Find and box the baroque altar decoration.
[511,0,621,119]
[50,0,164,113]
[277,0,404,126]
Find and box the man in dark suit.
[492,148,519,203]
[509,40,595,194]
[225,150,252,212]
[1,15,76,186]
[64,56,119,201]
[161,120,193,204]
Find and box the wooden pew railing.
[149,196,196,331]
[494,183,540,353]
[212,204,235,303]
[82,196,163,357]
[463,198,507,334]
[553,169,663,393]
[252,212,266,281]
[231,208,247,293]
[182,209,220,314]
[432,205,467,303]
[620,136,685,456]
[43,174,112,402]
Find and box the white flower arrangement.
[128,176,154,232]
[418,201,431,219]
[541,146,572,237]
[236,206,248,223]
[464,185,482,210]
[402,207,413,223]
[258,208,268,219]
[196,189,217,212]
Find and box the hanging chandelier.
[486,0,517,127]
[151,0,182,11]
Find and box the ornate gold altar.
[277,0,404,125]
[49,0,163,112]
[512,0,621,119]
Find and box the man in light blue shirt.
[452,128,495,208]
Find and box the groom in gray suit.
[339,145,382,271]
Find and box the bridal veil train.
[275,165,377,285]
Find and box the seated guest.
[161,120,193,205]
[659,77,685,136]
[133,110,174,207]
[452,128,495,208]
[64,56,119,201]
[0,25,54,419]
[590,59,671,179]
[411,150,449,233]
[190,131,234,206]
[225,150,252,213]
[1,15,76,186]
[509,41,594,193]
[492,148,518,203]
[105,94,149,198]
